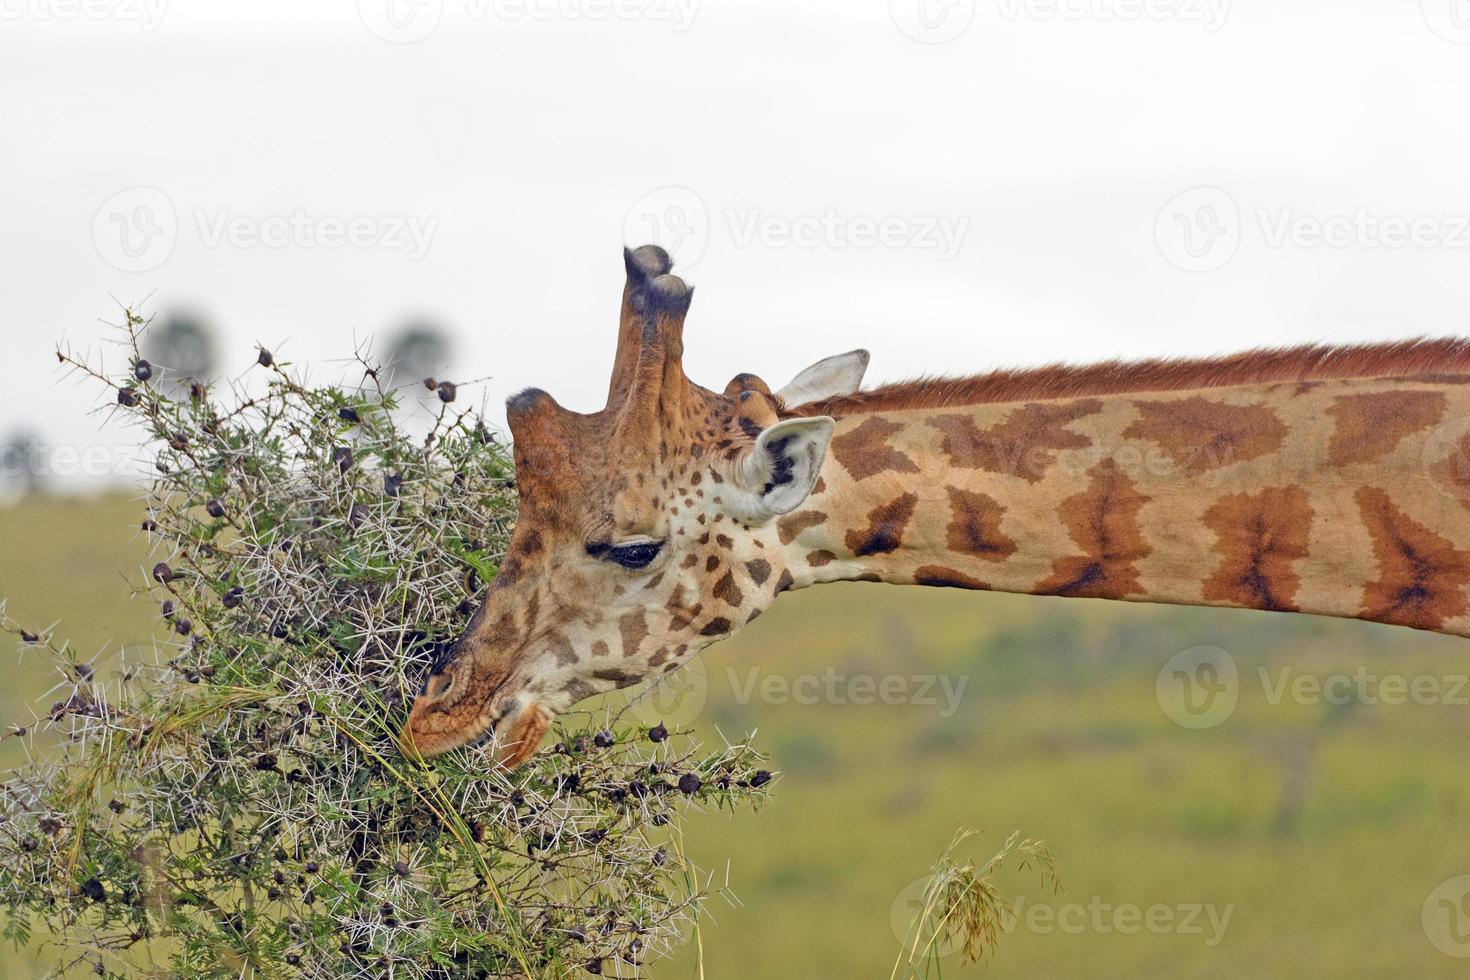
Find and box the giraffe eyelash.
[587,540,663,570]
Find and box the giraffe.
[399,244,1470,765]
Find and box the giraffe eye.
[602,541,663,570]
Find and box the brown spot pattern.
[546,633,579,667]
[776,510,828,545]
[745,558,772,585]
[774,569,795,594]
[1201,487,1312,612]
[928,399,1101,484]
[913,565,990,590]
[1123,397,1287,475]
[618,610,648,658]
[1327,391,1445,465]
[700,617,732,636]
[1356,487,1470,630]
[945,487,1017,562]
[1035,460,1152,599]
[844,493,919,557]
[713,570,744,607]
[828,416,920,481]
[807,550,837,567]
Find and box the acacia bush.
[0,313,771,978]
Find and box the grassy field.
[3,496,1469,977]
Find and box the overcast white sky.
[4,0,1470,488]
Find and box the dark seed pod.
[255,753,278,771]
[437,380,457,403]
[349,503,370,529]
[257,348,273,367]
[117,387,138,407]
[338,407,360,424]
[174,619,192,636]
[80,877,105,902]
[586,958,603,975]
[75,663,94,681]
[20,836,38,852]
[384,473,403,497]
[651,812,669,826]
[647,723,668,743]
[304,861,319,874]
[422,377,437,391]
[394,860,410,877]
[107,798,126,813]
[141,519,159,532]
[134,359,153,381]
[678,773,702,795]
[206,499,226,518]
[168,431,188,451]
[652,847,667,866]
[222,587,244,609]
[152,562,174,584]
[593,730,614,748]
[20,630,39,644]
[189,380,206,401]
[160,600,175,618]
[750,770,773,788]
[331,446,354,473]
[39,816,62,835]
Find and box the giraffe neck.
[772,375,1470,637]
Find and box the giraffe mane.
[788,336,1470,417]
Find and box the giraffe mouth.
[399,697,551,769]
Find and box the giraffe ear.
[775,350,870,408]
[733,416,836,520]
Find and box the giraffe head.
[399,245,868,765]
